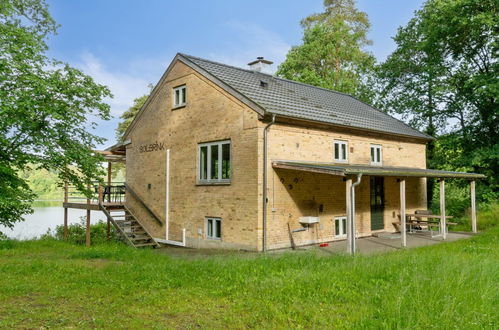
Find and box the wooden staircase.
[99,203,159,248]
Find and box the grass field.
[0,228,498,329]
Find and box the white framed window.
[370,144,382,165]
[335,216,347,238]
[198,140,231,183]
[206,217,221,239]
[173,85,186,108]
[333,140,348,163]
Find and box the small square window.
[335,217,347,237]
[370,144,382,165]
[334,140,348,163]
[206,217,221,239]
[173,85,186,108]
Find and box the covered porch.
[314,231,475,255]
[272,161,485,254]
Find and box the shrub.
[42,217,120,245]
[450,202,499,231]
[431,180,470,216]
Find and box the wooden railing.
[124,183,163,225]
[65,181,126,204]
[98,201,135,247]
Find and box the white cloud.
[77,52,151,117]
[207,20,291,73]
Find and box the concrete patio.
[307,231,476,255]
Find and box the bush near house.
[0,223,498,328]
[41,218,119,244]
[451,202,499,232]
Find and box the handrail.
[124,183,163,225]
[98,202,136,247]
[124,205,160,247]
[65,181,126,203]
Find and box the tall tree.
[276,0,376,102]
[115,92,149,141]
[0,0,112,228]
[378,0,498,203]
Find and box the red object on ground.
[319,243,329,247]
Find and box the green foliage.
[0,0,112,227]
[0,228,498,327]
[41,218,119,245]
[276,0,376,102]
[115,92,150,141]
[377,0,498,203]
[18,165,125,200]
[455,202,499,232]
[0,164,35,228]
[20,166,61,200]
[431,180,471,216]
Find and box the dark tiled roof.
[180,54,431,140]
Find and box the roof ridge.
[179,53,266,76]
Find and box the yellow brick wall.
[260,123,428,250]
[124,59,428,251]
[125,61,260,250]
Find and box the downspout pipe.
[262,114,276,252]
[350,173,362,255]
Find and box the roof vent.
[248,57,273,73]
[260,80,268,88]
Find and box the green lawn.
[0,229,498,329]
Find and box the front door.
[370,177,385,231]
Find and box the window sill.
[334,160,349,164]
[172,104,186,110]
[370,163,383,166]
[196,181,231,186]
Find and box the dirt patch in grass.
[84,258,117,268]
[154,245,257,259]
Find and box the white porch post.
[440,179,446,240]
[470,180,477,233]
[400,179,406,247]
[345,178,353,254]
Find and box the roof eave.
[272,161,486,179]
[263,113,433,143]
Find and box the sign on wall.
[139,141,165,153]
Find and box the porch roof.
[272,161,485,179]
[92,140,129,163]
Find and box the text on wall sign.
[139,141,165,153]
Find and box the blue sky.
[46,0,424,148]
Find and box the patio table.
[399,214,456,237]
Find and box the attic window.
[173,85,186,108]
[260,80,268,88]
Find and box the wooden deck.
[63,201,124,211]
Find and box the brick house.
[102,53,483,252]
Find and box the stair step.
[115,220,137,225]
[134,242,157,247]
[112,215,134,220]
[101,205,158,249]
[129,234,150,240]
[131,230,146,235]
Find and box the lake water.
[0,201,106,240]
